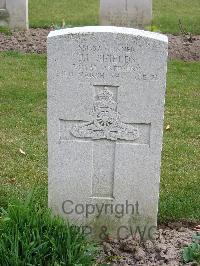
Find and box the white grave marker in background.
[0,0,6,8]
[100,0,152,28]
[0,0,28,30]
[0,0,8,27]
[48,26,168,240]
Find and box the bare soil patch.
[0,29,199,61]
[168,34,200,62]
[97,224,200,265]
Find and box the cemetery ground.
[0,28,200,62]
[28,0,200,34]
[0,48,199,223]
[0,51,199,265]
[0,1,200,265]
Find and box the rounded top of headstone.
[48,26,168,43]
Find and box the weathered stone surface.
[0,0,8,27]
[0,0,6,8]
[47,26,168,240]
[0,9,8,27]
[0,0,28,30]
[100,0,152,28]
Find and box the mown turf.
[159,61,200,222]
[29,0,200,34]
[0,52,199,222]
[153,0,200,34]
[0,52,47,207]
[29,0,99,28]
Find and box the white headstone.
[100,0,152,28]
[48,26,168,240]
[0,0,6,8]
[0,0,8,27]
[0,0,28,30]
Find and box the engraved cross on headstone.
[59,86,150,199]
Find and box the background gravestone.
[100,0,152,28]
[0,0,8,27]
[48,26,168,240]
[0,0,28,29]
[0,0,6,8]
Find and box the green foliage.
[0,191,98,265]
[182,233,200,263]
[159,61,200,222]
[29,0,99,28]
[0,53,199,224]
[53,19,73,30]
[153,0,200,34]
[28,0,200,34]
[0,26,11,35]
[145,24,160,32]
[0,52,47,208]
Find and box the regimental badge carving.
[70,88,140,141]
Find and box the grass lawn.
[29,0,200,34]
[153,0,200,34]
[29,0,99,28]
[0,52,47,208]
[0,52,199,222]
[159,61,200,222]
